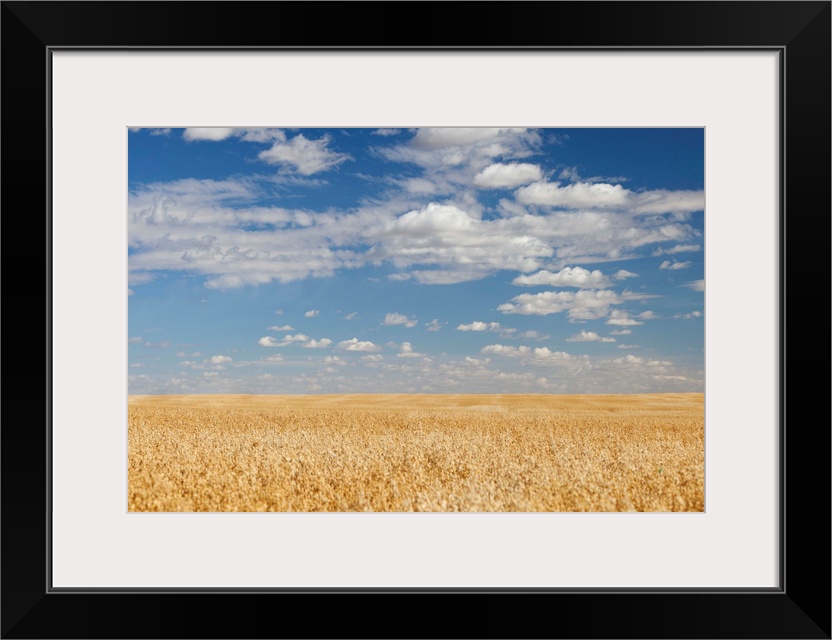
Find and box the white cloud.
[674,311,703,320]
[129,175,699,291]
[337,338,382,352]
[258,133,349,175]
[637,311,655,319]
[512,266,610,288]
[304,310,319,318]
[183,127,236,142]
[516,180,704,214]
[343,312,358,320]
[473,162,543,189]
[660,259,692,270]
[397,342,425,358]
[653,243,701,256]
[425,319,444,332]
[127,288,135,296]
[605,310,644,326]
[382,312,417,328]
[498,289,655,320]
[373,128,401,136]
[685,280,705,292]
[567,331,615,343]
[617,344,640,349]
[360,354,384,362]
[303,338,333,349]
[457,321,501,332]
[128,127,702,294]
[322,355,346,366]
[268,325,294,331]
[260,333,322,347]
[481,344,577,365]
[558,166,628,184]
[517,330,549,340]
[614,270,638,280]
[609,329,632,335]
[206,355,232,364]
[261,354,284,362]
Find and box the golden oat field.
[128,393,704,512]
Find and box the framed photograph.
[3,2,829,638]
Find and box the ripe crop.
[128,393,704,512]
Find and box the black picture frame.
[2,2,829,638]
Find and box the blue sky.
[128,127,704,394]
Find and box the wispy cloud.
[684,280,705,292]
[660,259,692,270]
[653,244,701,256]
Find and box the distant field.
[128,394,704,512]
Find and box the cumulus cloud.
[261,354,284,362]
[373,128,401,136]
[567,331,615,343]
[206,355,232,364]
[303,338,333,349]
[660,260,692,270]
[397,342,425,358]
[304,310,319,318]
[498,289,656,320]
[516,180,704,214]
[382,312,418,328]
[258,133,350,175]
[611,355,673,368]
[457,321,501,332]
[260,333,329,348]
[609,329,632,335]
[183,127,236,142]
[473,162,543,189]
[268,325,294,331]
[361,354,384,362]
[617,344,640,349]
[512,266,610,288]
[674,310,703,320]
[337,338,382,352]
[322,355,346,366]
[129,127,703,297]
[605,310,644,326]
[481,344,577,365]
[614,270,638,280]
[343,312,358,320]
